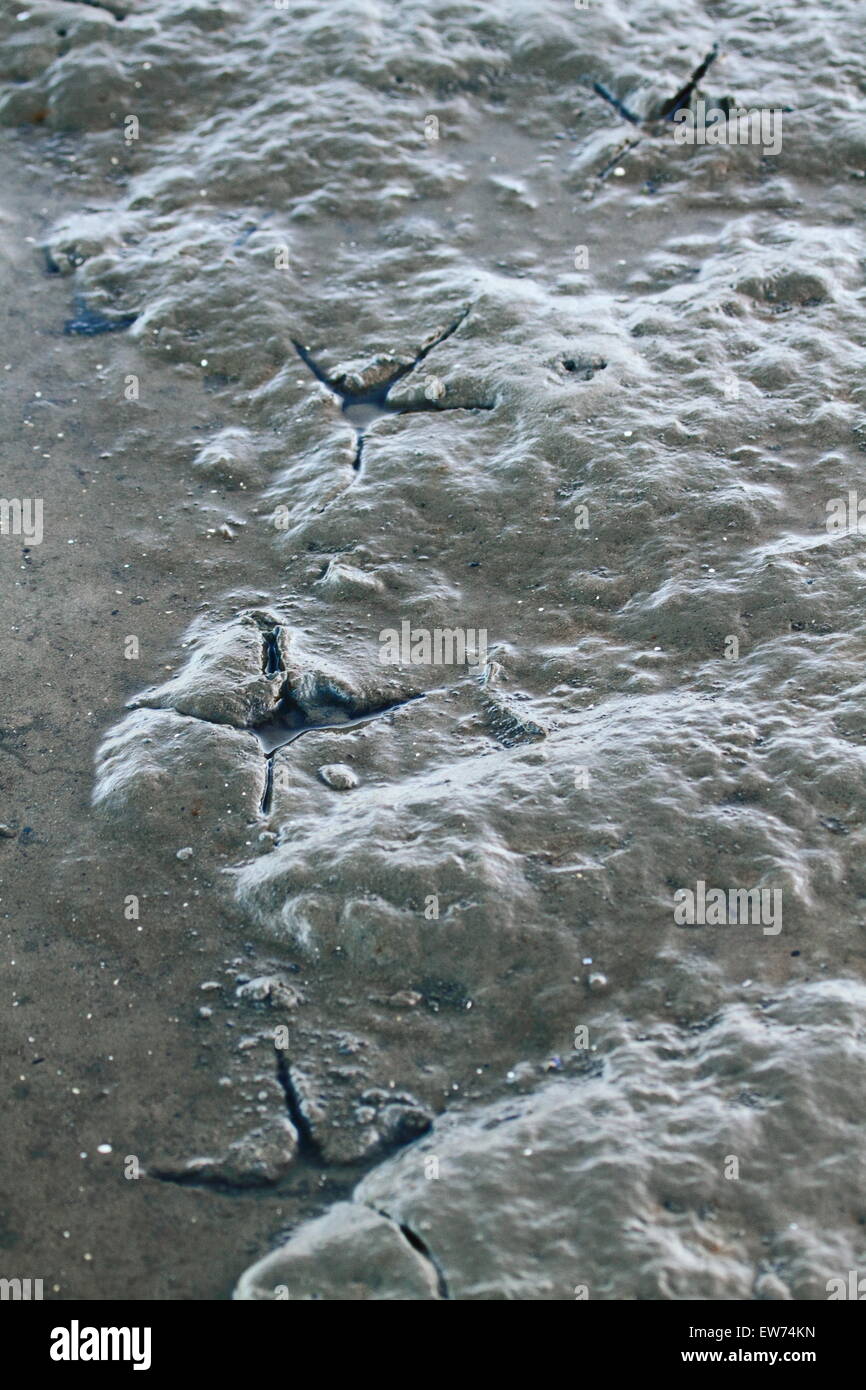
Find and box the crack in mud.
[371,1209,450,1298]
[261,625,284,679]
[149,1166,247,1193]
[397,1223,450,1299]
[291,307,494,473]
[275,1049,321,1162]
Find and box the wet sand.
[1,0,865,1300]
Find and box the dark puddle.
[561,356,607,380]
[64,296,137,336]
[254,689,425,815]
[291,308,494,472]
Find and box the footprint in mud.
[149,975,435,1179]
[91,611,562,1178]
[167,612,421,814]
[105,611,543,823]
[594,43,720,130]
[93,611,426,829]
[290,307,495,472]
[235,979,866,1300]
[591,44,723,178]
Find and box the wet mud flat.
[1,0,866,1299]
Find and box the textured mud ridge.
[7,0,865,1296]
[236,981,866,1301]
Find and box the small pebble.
[236,976,301,1008]
[318,763,359,790]
[387,990,422,1008]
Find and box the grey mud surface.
[1,0,865,1300]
